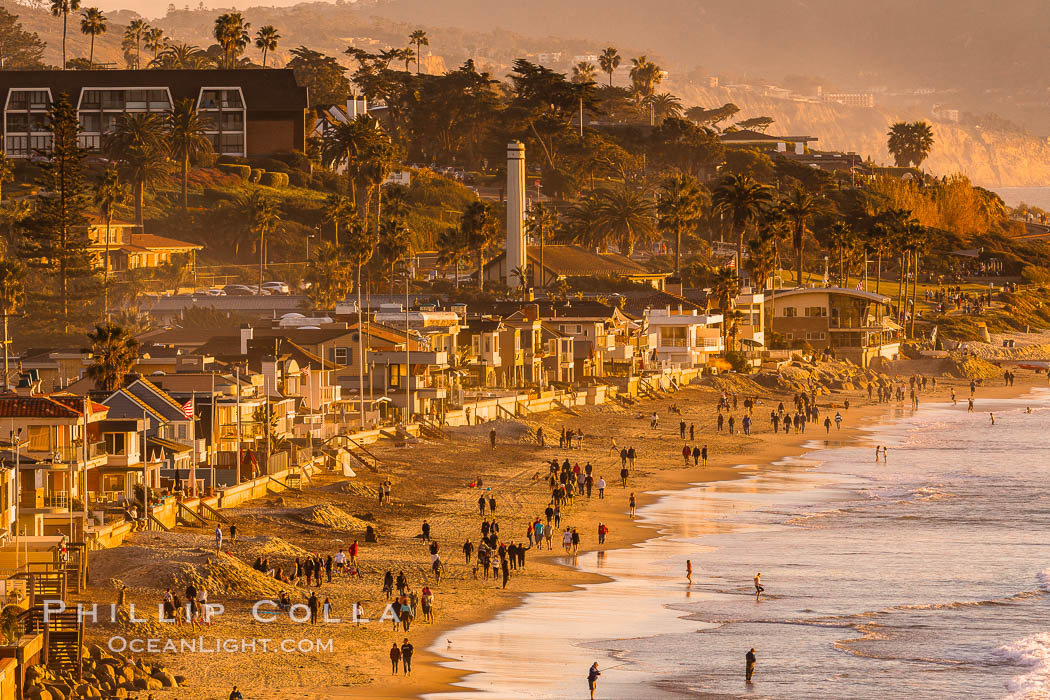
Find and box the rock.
[41,685,65,700]
[174,674,187,685]
[152,670,177,687]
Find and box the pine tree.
[19,94,99,333]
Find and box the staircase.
[44,611,83,679]
[176,501,208,527]
[417,416,447,440]
[637,379,660,399]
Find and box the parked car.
[205,288,226,296]
[223,284,254,296]
[261,281,291,295]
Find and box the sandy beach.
[75,364,1044,699]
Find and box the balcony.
[25,441,105,465]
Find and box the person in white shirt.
[596,477,606,499]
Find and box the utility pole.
[405,268,410,424]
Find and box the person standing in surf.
[686,559,693,585]
[754,572,764,594]
[746,648,757,682]
[587,662,601,699]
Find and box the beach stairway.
[197,500,229,524]
[418,416,448,440]
[177,501,208,527]
[638,378,661,399]
[43,610,83,679]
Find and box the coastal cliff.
[675,85,1050,188]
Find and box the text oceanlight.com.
[107,637,335,654]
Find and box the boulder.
[152,670,177,687]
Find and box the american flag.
[300,366,311,377]
[182,399,194,420]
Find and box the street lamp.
[306,233,316,261]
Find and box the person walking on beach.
[229,687,243,700]
[229,523,237,544]
[690,423,695,440]
[627,446,636,468]
[680,420,686,439]
[951,388,957,405]
[587,662,601,699]
[629,493,637,518]
[620,466,629,487]
[875,446,881,463]
[746,648,757,682]
[686,559,693,585]
[701,445,708,466]
[692,445,701,465]
[562,528,573,553]
[824,416,831,434]
[754,573,764,594]
[214,525,223,553]
[597,476,606,499]
[389,642,401,674]
[968,397,975,413]
[478,495,486,515]
[620,447,628,468]
[597,522,608,545]
[401,639,414,675]
[682,444,691,465]
[990,412,996,425]
[835,412,842,429]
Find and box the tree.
[598,47,620,86]
[780,186,823,285]
[686,103,740,129]
[85,323,138,391]
[151,43,211,69]
[0,7,46,69]
[590,186,658,256]
[303,242,351,309]
[827,222,854,287]
[736,116,774,132]
[644,93,682,122]
[255,24,279,67]
[650,118,725,180]
[232,189,281,292]
[711,173,775,278]
[213,12,250,69]
[93,166,129,319]
[0,154,12,205]
[657,173,706,276]
[409,29,428,75]
[0,259,24,389]
[79,7,105,67]
[50,0,80,70]
[376,215,412,296]
[436,226,469,289]
[321,115,391,217]
[459,201,499,290]
[526,201,558,288]
[322,194,353,247]
[123,18,146,69]
[165,98,212,210]
[289,46,350,107]
[629,55,663,124]
[144,25,165,59]
[572,61,597,84]
[104,112,168,226]
[711,266,741,351]
[19,94,98,332]
[887,121,935,168]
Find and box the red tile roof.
[0,395,108,418]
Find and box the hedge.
[217,163,251,181]
[260,171,289,188]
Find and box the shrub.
[724,350,751,374]
[1021,265,1050,287]
[287,170,309,188]
[217,163,250,181]
[249,157,290,173]
[260,171,289,188]
[216,154,249,165]
[249,168,265,184]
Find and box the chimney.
[240,324,253,355]
[506,141,526,288]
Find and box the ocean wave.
[994,632,1050,699]
[1037,569,1050,592]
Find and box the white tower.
[506,141,527,288]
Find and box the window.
[783,307,797,318]
[806,332,826,341]
[5,114,27,132]
[27,426,50,452]
[81,90,101,108]
[104,432,126,455]
[333,347,350,365]
[389,364,402,388]
[101,473,123,494]
[660,327,687,347]
[79,113,101,132]
[805,307,827,317]
[220,111,244,130]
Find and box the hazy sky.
[92,0,340,20]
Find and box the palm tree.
[437,226,469,289]
[827,222,854,287]
[526,201,558,289]
[151,43,211,69]
[572,61,597,84]
[377,214,412,295]
[511,265,532,299]
[50,0,81,69]
[409,29,428,75]
[0,259,24,390]
[123,18,147,69]
[598,47,620,86]
[459,201,499,290]
[86,323,139,391]
[79,7,105,67]
[303,242,352,309]
[144,26,165,59]
[94,166,129,319]
[255,25,279,67]
[629,55,663,123]
[590,186,657,256]
[711,173,775,279]
[232,190,281,293]
[320,116,384,212]
[711,266,741,351]
[780,187,823,286]
[901,221,928,337]
[104,112,167,226]
[644,92,682,122]
[214,12,250,69]
[322,194,353,246]
[887,121,935,169]
[165,98,212,210]
[657,173,706,276]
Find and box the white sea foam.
[996,632,1050,699]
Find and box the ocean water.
[992,187,1050,210]
[428,392,1050,699]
